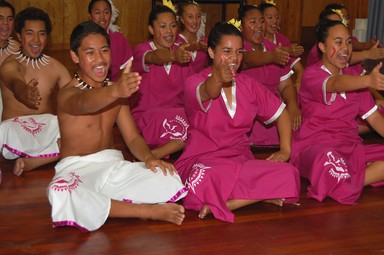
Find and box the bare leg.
[199,198,285,219]
[110,200,185,225]
[13,156,59,176]
[151,140,185,159]
[364,161,384,186]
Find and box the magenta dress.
[174,68,300,223]
[108,30,133,82]
[241,39,294,146]
[131,41,194,149]
[290,61,384,204]
[176,34,209,73]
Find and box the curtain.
[367,0,384,43]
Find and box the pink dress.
[175,68,300,223]
[176,34,209,73]
[108,30,133,82]
[290,61,384,204]
[241,39,294,146]
[131,41,194,149]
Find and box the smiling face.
[318,24,352,74]
[180,4,201,35]
[0,7,14,43]
[18,20,47,58]
[88,0,111,30]
[208,34,243,71]
[263,6,280,37]
[149,12,178,50]
[70,33,111,87]
[241,8,265,46]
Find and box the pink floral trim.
[167,187,188,202]
[123,199,133,203]
[52,221,89,232]
[2,144,60,158]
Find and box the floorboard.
[0,50,384,255]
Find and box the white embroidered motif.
[185,163,210,193]
[160,115,189,141]
[13,116,45,136]
[50,172,83,193]
[324,151,351,182]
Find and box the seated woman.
[176,1,208,73]
[239,5,301,146]
[174,22,300,223]
[290,19,384,205]
[131,4,194,159]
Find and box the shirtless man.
[0,1,20,121]
[47,21,186,231]
[0,7,71,176]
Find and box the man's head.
[0,0,15,42]
[15,7,51,57]
[70,21,111,85]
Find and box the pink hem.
[2,144,60,158]
[52,221,89,232]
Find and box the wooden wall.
[6,0,368,50]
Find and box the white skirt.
[47,149,187,232]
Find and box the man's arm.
[0,58,41,109]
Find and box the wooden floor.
[1,50,384,255]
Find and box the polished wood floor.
[1,50,384,255]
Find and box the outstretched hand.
[174,43,192,64]
[273,43,290,66]
[114,59,142,98]
[18,78,41,109]
[369,62,384,90]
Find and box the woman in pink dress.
[175,22,300,223]
[239,5,301,146]
[175,1,208,73]
[131,5,194,159]
[259,1,304,92]
[291,19,384,205]
[88,0,133,82]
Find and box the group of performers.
[0,0,384,232]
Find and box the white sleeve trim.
[323,76,337,105]
[361,105,378,120]
[290,57,301,69]
[197,82,212,113]
[119,56,134,70]
[142,50,152,73]
[264,102,286,125]
[280,70,294,82]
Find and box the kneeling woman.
[175,22,300,223]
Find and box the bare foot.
[13,158,25,176]
[264,198,285,207]
[146,203,185,225]
[198,205,211,219]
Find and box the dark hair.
[15,7,52,35]
[208,22,243,50]
[318,8,341,21]
[148,5,176,26]
[325,3,344,11]
[176,1,200,32]
[88,0,112,14]
[0,0,15,17]
[70,21,110,55]
[259,2,278,13]
[315,19,345,57]
[238,4,260,22]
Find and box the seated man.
[0,7,71,176]
[0,0,20,121]
[47,21,187,232]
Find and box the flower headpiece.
[163,0,176,12]
[108,0,120,32]
[331,9,348,26]
[265,0,276,6]
[192,0,199,5]
[228,18,241,31]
